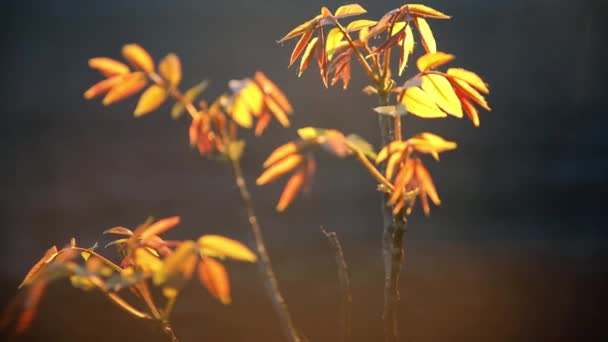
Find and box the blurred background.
[1,0,607,341]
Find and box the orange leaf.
[460,96,480,127]
[416,160,440,207]
[451,78,491,111]
[254,112,272,136]
[334,4,367,18]
[389,159,415,204]
[385,150,404,181]
[421,74,462,118]
[102,72,148,105]
[401,4,451,19]
[134,85,168,117]
[198,235,257,262]
[414,17,436,53]
[139,216,181,240]
[447,68,489,94]
[159,53,182,88]
[257,154,304,185]
[84,75,125,99]
[299,37,319,77]
[254,71,293,113]
[198,257,231,304]
[401,87,447,118]
[279,17,319,43]
[290,29,314,67]
[376,141,407,164]
[122,44,154,73]
[88,57,130,77]
[408,132,457,159]
[416,52,455,72]
[263,142,298,167]
[277,170,305,212]
[264,96,290,127]
[316,27,329,88]
[19,246,58,289]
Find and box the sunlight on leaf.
[417,52,454,72]
[171,80,209,119]
[421,74,462,117]
[88,57,130,77]
[198,257,231,304]
[334,4,367,18]
[134,85,168,117]
[198,235,257,262]
[159,53,182,88]
[414,17,436,53]
[122,44,155,73]
[401,87,446,118]
[103,72,148,106]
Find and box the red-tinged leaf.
[103,226,133,236]
[263,142,298,167]
[460,96,480,127]
[279,17,319,43]
[451,78,491,111]
[401,87,447,118]
[401,4,451,19]
[334,4,367,18]
[331,59,351,89]
[414,17,436,53]
[390,159,415,204]
[316,27,329,88]
[134,85,168,117]
[370,30,405,56]
[254,112,272,136]
[83,75,126,99]
[254,71,293,113]
[290,29,314,67]
[198,235,257,262]
[102,72,148,106]
[264,96,290,127]
[321,7,333,17]
[122,44,154,73]
[198,257,231,304]
[19,246,58,289]
[416,160,440,206]
[277,170,306,211]
[376,141,407,164]
[159,53,182,88]
[257,154,304,185]
[346,19,377,32]
[299,37,319,77]
[139,216,181,240]
[447,68,489,94]
[16,280,47,334]
[189,116,202,146]
[416,52,455,72]
[339,62,351,89]
[88,57,130,77]
[421,74,462,117]
[398,24,415,76]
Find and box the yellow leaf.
[88,57,130,77]
[153,241,198,296]
[452,78,491,111]
[421,74,462,117]
[447,68,489,94]
[299,37,319,77]
[230,96,253,128]
[414,17,436,53]
[401,87,447,118]
[401,4,451,19]
[159,53,182,88]
[134,85,168,117]
[325,28,343,60]
[134,248,163,274]
[376,141,407,164]
[171,80,209,119]
[198,257,231,304]
[334,4,367,18]
[103,72,148,106]
[398,25,414,76]
[408,132,457,158]
[198,235,257,262]
[416,52,455,72]
[70,275,95,291]
[346,19,377,32]
[122,44,155,73]
[297,127,327,139]
[263,142,298,167]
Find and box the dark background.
[1,0,607,341]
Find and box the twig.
[320,228,352,342]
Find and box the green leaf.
[346,134,376,159]
[171,80,209,119]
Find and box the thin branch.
[349,146,394,191]
[320,228,352,342]
[330,18,377,82]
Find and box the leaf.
[122,44,155,73]
[334,4,367,18]
[198,257,231,304]
[134,85,168,117]
[227,140,246,161]
[415,160,441,214]
[346,19,377,32]
[88,57,130,77]
[171,80,209,119]
[447,68,489,94]
[263,142,298,167]
[230,96,253,128]
[297,127,327,140]
[373,104,407,117]
[279,17,318,43]
[451,78,491,111]
[346,134,376,159]
[265,96,290,127]
[102,72,148,106]
[277,170,305,212]
[460,96,480,127]
[19,246,58,289]
[69,275,95,291]
[421,74,462,117]
[325,28,344,60]
[139,216,181,240]
[254,71,293,113]
[398,24,415,76]
[159,53,182,88]
[299,37,319,77]
[414,17,436,53]
[385,150,404,181]
[416,52,455,72]
[376,141,407,164]
[103,226,133,236]
[290,29,314,67]
[401,4,451,19]
[321,130,350,157]
[133,248,163,273]
[198,235,257,262]
[154,241,198,298]
[84,75,126,100]
[401,87,447,118]
[254,112,272,136]
[389,159,415,204]
[408,132,457,159]
[256,154,303,185]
